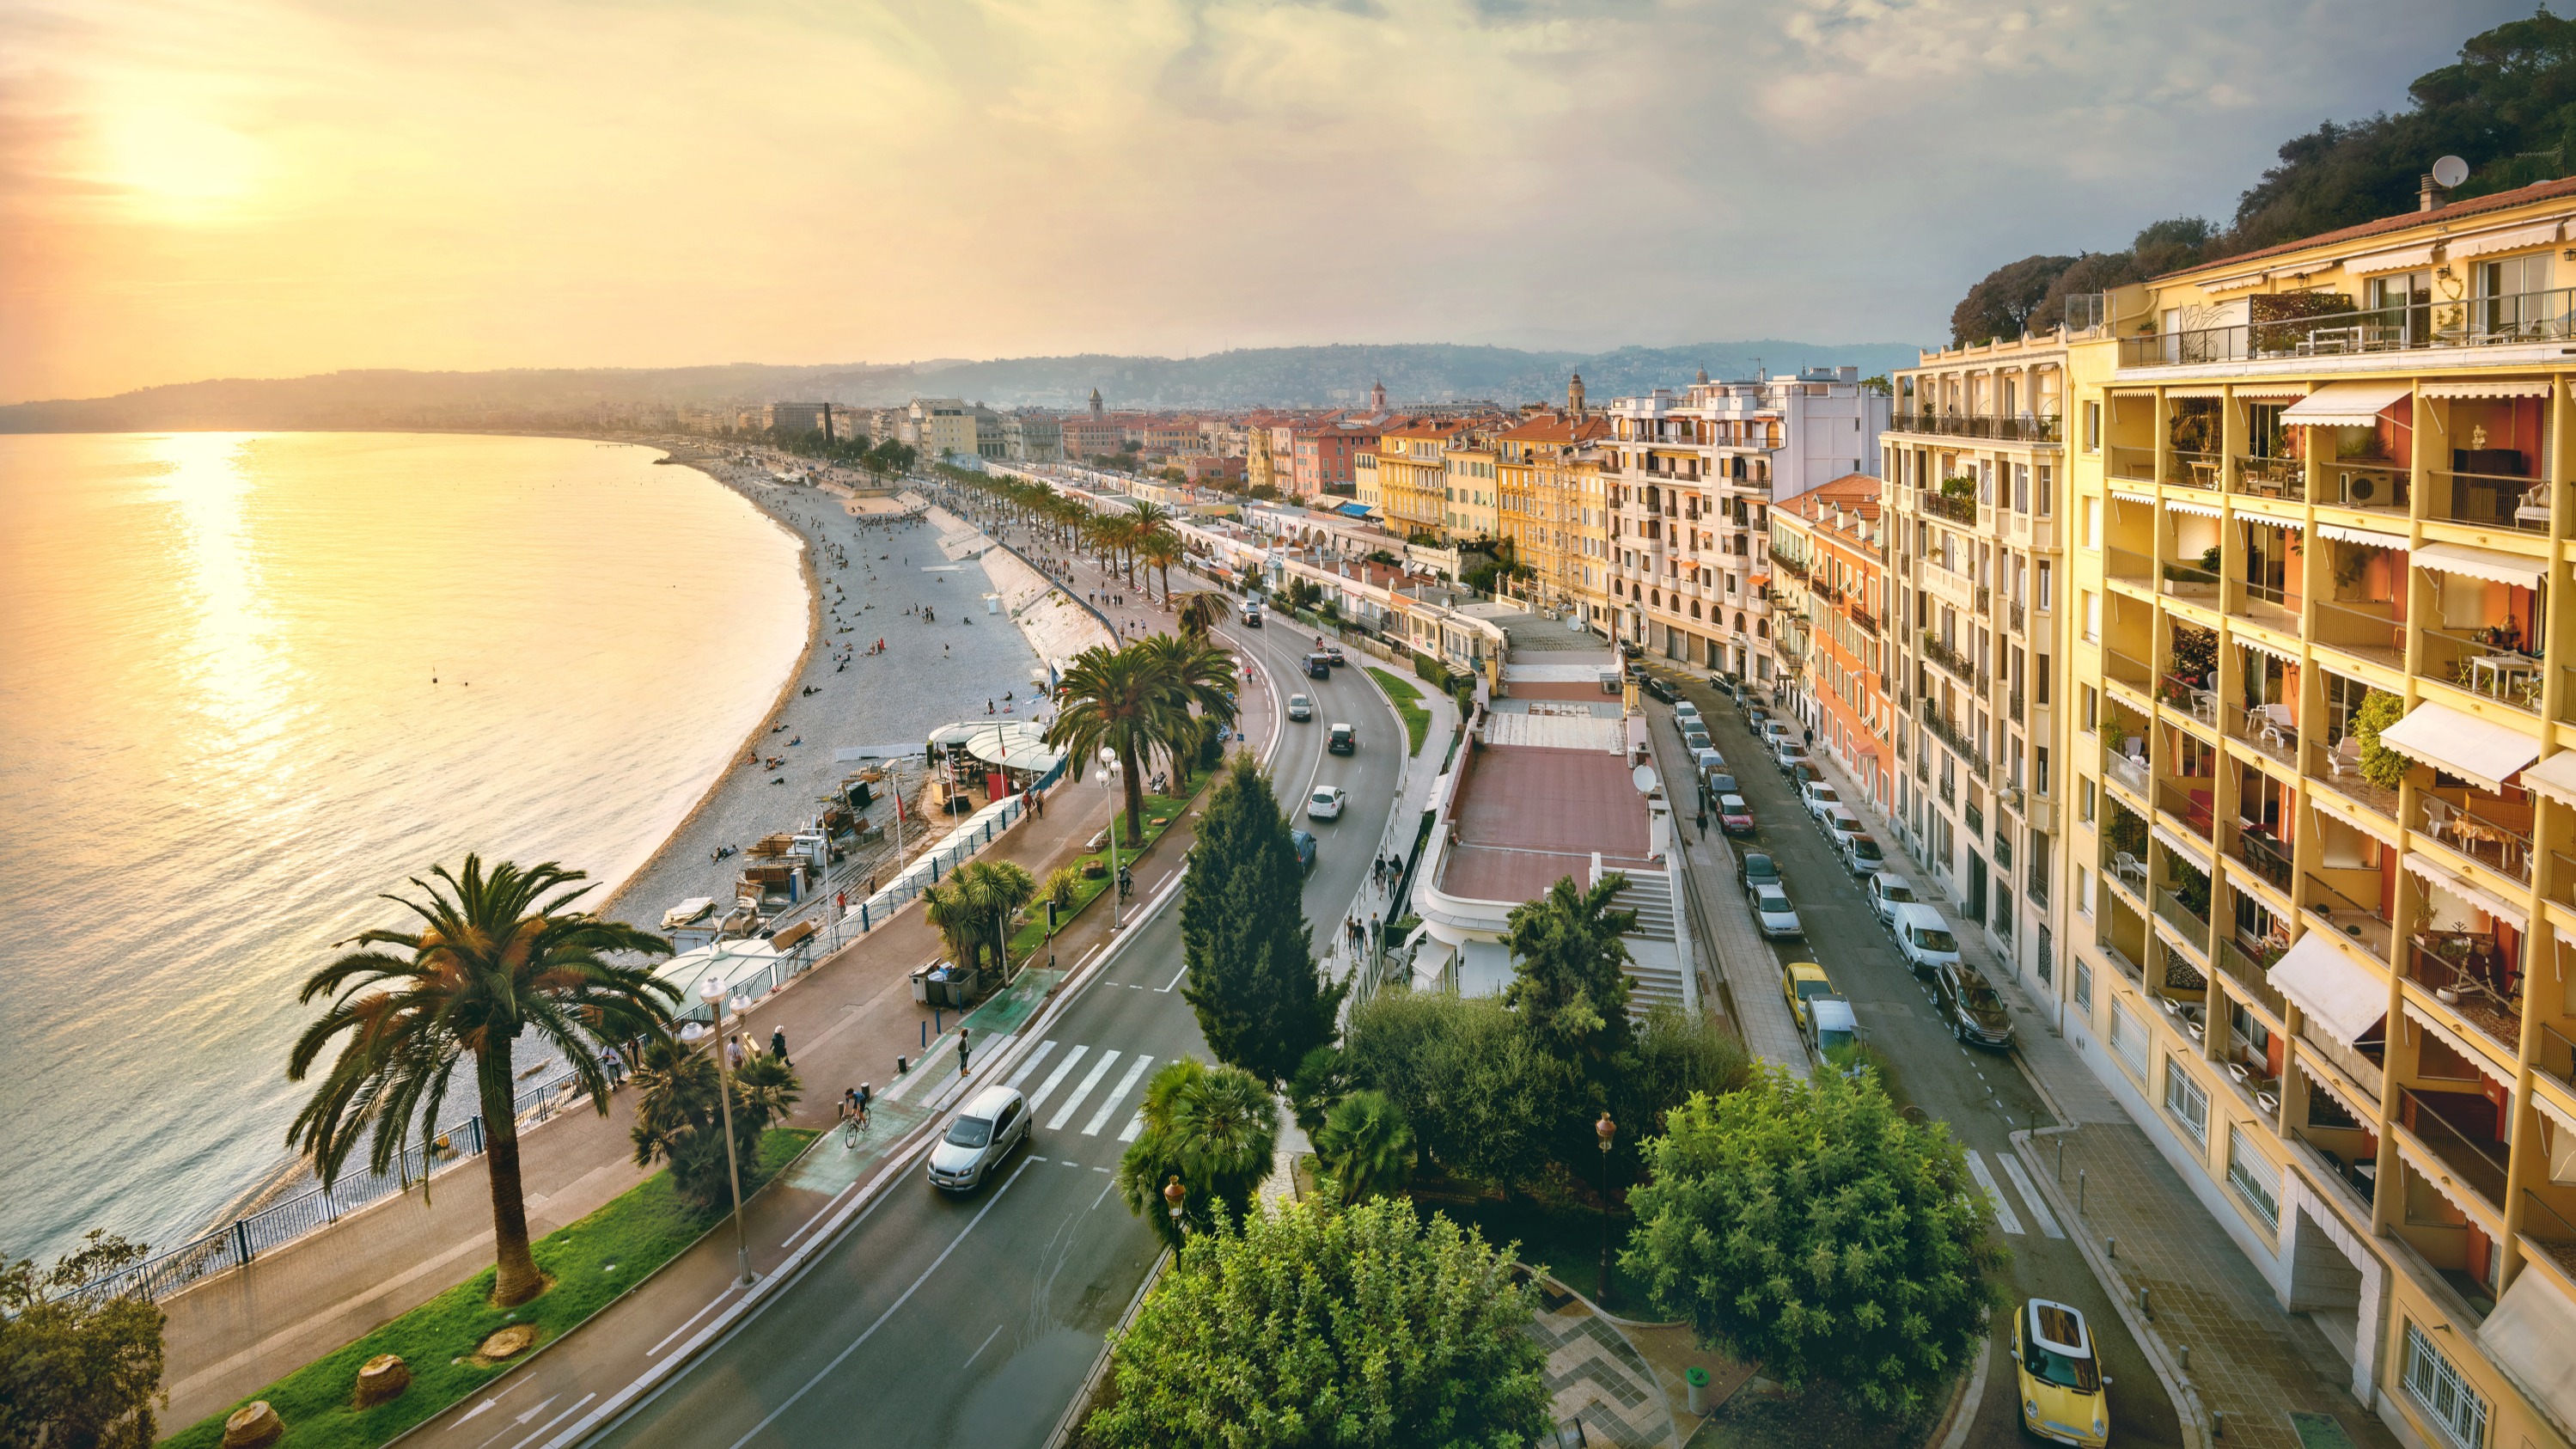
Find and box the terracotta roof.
[1492,413,1612,444]
[1780,474,1883,523]
[2160,175,2576,280]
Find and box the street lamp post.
[1163,1176,1186,1240]
[700,975,755,1287]
[1095,748,1125,928]
[1596,1111,1616,1310]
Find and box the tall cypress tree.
[1181,752,1342,1085]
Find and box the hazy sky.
[0,0,2526,403]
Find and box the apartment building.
[771,400,833,435]
[1444,440,1501,541]
[1772,475,1896,810]
[1493,409,1613,621]
[1292,414,1385,498]
[903,398,985,459]
[2049,175,2576,1449]
[1601,368,1891,679]
[1884,335,2072,982]
[1378,419,1474,541]
[999,411,1063,462]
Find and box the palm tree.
[288,856,676,1305]
[1124,502,1175,594]
[1138,528,1184,604]
[1134,633,1239,771]
[926,858,1038,976]
[1315,1089,1415,1204]
[1175,591,1228,643]
[1116,1058,1280,1245]
[629,1039,801,1211]
[1045,642,1197,840]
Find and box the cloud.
[0,0,2534,400]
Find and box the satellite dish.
[1633,764,1659,795]
[2433,155,2470,189]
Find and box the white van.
[1890,903,1963,977]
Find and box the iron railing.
[2121,285,2576,367]
[1888,411,2064,443]
[2399,1087,2511,1211]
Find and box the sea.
[0,431,809,1269]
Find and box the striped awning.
[2524,749,2576,810]
[2317,523,2408,551]
[2415,541,2549,590]
[2344,242,2439,277]
[2420,378,2555,400]
[2378,700,2540,794]
[2449,218,2564,261]
[2282,381,2414,426]
[2165,497,2225,521]
[2236,633,2300,666]
[2403,852,2529,932]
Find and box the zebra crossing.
[1966,1146,2065,1238]
[1001,1038,1154,1145]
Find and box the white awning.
[2483,1261,2576,1434]
[2344,242,2439,277]
[2404,1000,2506,1082]
[2268,930,2390,1047]
[2164,386,2229,399]
[2420,378,2556,400]
[2233,385,2313,401]
[2414,541,2549,590]
[2378,700,2540,793]
[2165,496,2224,520]
[2525,749,2576,810]
[2237,633,2301,666]
[2450,217,2564,261]
[2317,523,2408,551]
[2281,380,2414,426]
[2405,852,2530,932]
[2201,270,2271,295]
[2152,820,2213,865]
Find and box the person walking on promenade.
[728,1033,747,1070]
[772,1027,791,1066]
[958,1027,974,1078]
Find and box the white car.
[1773,741,1810,773]
[1287,693,1313,722]
[1802,780,1842,821]
[1307,785,1348,821]
[927,1085,1030,1192]
[1866,871,1919,927]
[1822,805,1865,854]
[1746,883,1803,939]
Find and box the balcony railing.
[2398,1086,2511,1213]
[2223,1027,2283,1116]
[2435,469,2550,534]
[2294,1129,2378,1214]
[2160,670,2220,728]
[2423,631,2543,716]
[2155,884,2212,948]
[2418,791,2536,884]
[2103,645,2156,697]
[1922,491,1977,523]
[2302,1023,2386,1104]
[1888,411,2064,443]
[2104,545,2155,588]
[1967,799,1985,839]
[2317,460,2409,513]
[2232,455,2305,502]
[2519,1193,2576,1284]
[2406,936,2523,1061]
[2307,736,2401,822]
[2310,600,2405,670]
[2102,737,2150,798]
[2108,444,2157,483]
[2118,285,2576,368]
[2008,599,2026,633]
[1921,630,1976,682]
[2160,556,2221,603]
[2304,873,2391,965]
[2538,1022,2576,1095]
[2228,702,2299,769]
[2218,937,2289,1022]
[2157,776,2216,841]
[2229,824,2293,894]
[2166,449,2224,492]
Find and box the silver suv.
[927,1085,1029,1191]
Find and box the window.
[2404,1321,2490,1449]
[2163,1056,2209,1148]
[2226,1124,2281,1231]
[2109,1002,2147,1078]
[2036,559,2053,611]
[2076,865,2093,916]
[2036,463,2054,517]
[2074,959,2095,1011]
[2035,745,2051,796]
[2083,401,2102,452]
[2080,777,2097,824]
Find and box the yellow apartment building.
[2046,174,2576,1449]
[1493,410,1612,620]
[1444,441,1501,542]
[1377,420,1468,542]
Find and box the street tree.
[1504,873,1638,1088]
[0,1232,165,1449]
[1623,1069,2000,1417]
[1114,1058,1280,1247]
[1045,643,1195,841]
[1341,989,1566,1190]
[627,1038,802,1211]
[1085,1196,1549,1449]
[1314,1089,1415,1204]
[288,856,675,1305]
[1180,752,1341,1085]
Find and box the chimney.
[2420,173,2445,212]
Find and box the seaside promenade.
[154,475,1243,1427]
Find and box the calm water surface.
[0,432,807,1266]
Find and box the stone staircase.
[1616,872,1688,1019]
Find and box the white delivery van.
[1890,902,1963,976]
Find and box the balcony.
[2397,1086,2511,1216]
[2104,545,2155,589]
[1967,799,1985,839]
[2418,790,2536,885]
[1920,700,1988,781]
[2310,599,2404,671]
[2155,883,2212,949]
[2435,469,2550,534]
[2422,630,2543,716]
[2103,645,2156,700]
[2227,702,2299,771]
[2216,937,2290,1022]
[2222,1025,2284,1116]
[2166,449,2224,492]
[2008,599,2026,634]
[2304,872,2392,965]
[2519,1193,2576,1285]
[2539,1021,2576,1096]
[2102,737,2150,798]
[2156,776,2216,842]
[2406,934,2524,1061]
[1887,411,2064,443]
[2159,554,2221,606]
[2293,1129,2378,1215]
[2317,460,2410,515]
[2303,1022,2387,1105]
[2225,578,2301,635]
[2231,455,2305,503]
[2159,670,2220,730]
[2228,823,2293,895]
[1921,630,1977,682]
[2116,285,2576,368]
[2306,737,2402,822]
[2109,444,2157,484]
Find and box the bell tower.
[1369,379,1387,411]
[1567,371,1585,419]
[1089,388,1104,417]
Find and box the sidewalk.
[1645,707,1804,1071]
[157,602,1276,1431]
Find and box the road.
[579,611,1407,1449]
[1664,672,2182,1449]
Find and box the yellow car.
[2012,1298,2110,1446]
[1780,961,1835,1018]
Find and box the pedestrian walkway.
[1527,1277,1682,1449]
[1645,707,1804,1071]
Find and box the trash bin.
[910,966,931,1004]
[1684,1366,1709,1415]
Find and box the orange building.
[1769,474,1894,810]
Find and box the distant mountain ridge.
[0,339,1925,432]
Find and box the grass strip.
[165,1129,816,1449]
[1006,767,1214,964]
[1364,668,1431,757]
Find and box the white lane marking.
[721,1159,1033,1449]
[647,1286,743,1356]
[1117,1109,1146,1143]
[1996,1152,2065,1239]
[1157,962,1188,993]
[1091,1173,1120,1211]
[1964,1151,2025,1236]
[1004,1040,1059,1090]
[1024,1045,1090,1110]
[1083,1056,1155,1135]
[450,1373,537,1428]
[501,1393,593,1449]
[468,1392,555,1444]
[1046,1050,1122,1130]
[962,1323,1004,1371]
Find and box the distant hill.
[0,340,1924,433]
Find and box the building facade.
[1493,409,1612,621]
[1378,420,1473,541]
[1773,475,1895,810]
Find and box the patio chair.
[2423,797,2457,842]
[2258,703,2295,747]
[2326,736,2363,777]
[2517,483,2552,528]
[2112,851,2147,889]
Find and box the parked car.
[1673,699,1700,724]
[1682,725,1713,754]
[927,1085,1030,1191]
[1291,828,1317,873]
[2013,1299,2111,1448]
[1746,883,1802,938]
[1865,871,1918,926]
[1800,780,1842,821]
[1717,793,1755,835]
[1737,851,1782,890]
[1641,674,1677,704]
[1822,806,1865,854]
[1773,742,1810,773]
[1806,996,1859,1057]
[1934,962,2016,1049]
[1780,958,1835,1016]
[1306,653,1332,679]
[1786,761,1822,787]
[1841,832,1887,877]
[1702,770,1738,799]
[1328,722,1356,754]
[1307,785,1348,820]
[1890,902,1963,976]
[1693,747,1725,775]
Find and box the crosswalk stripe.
[1026,1046,1089,1110]
[1117,1110,1146,1143]
[1004,1041,1058,1090]
[1047,1050,1122,1130]
[1965,1150,2025,1236]
[1083,1057,1154,1136]
[1997,1152,2066,1238]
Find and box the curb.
[2011,1127,2209,1449]
[1927,1336,1989,1449]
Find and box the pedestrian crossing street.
[999,1040,1155,1145]
[1966,1146,2064,1238]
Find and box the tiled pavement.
[1645,709,1807,1072]
[1527,1279,1681,1449]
